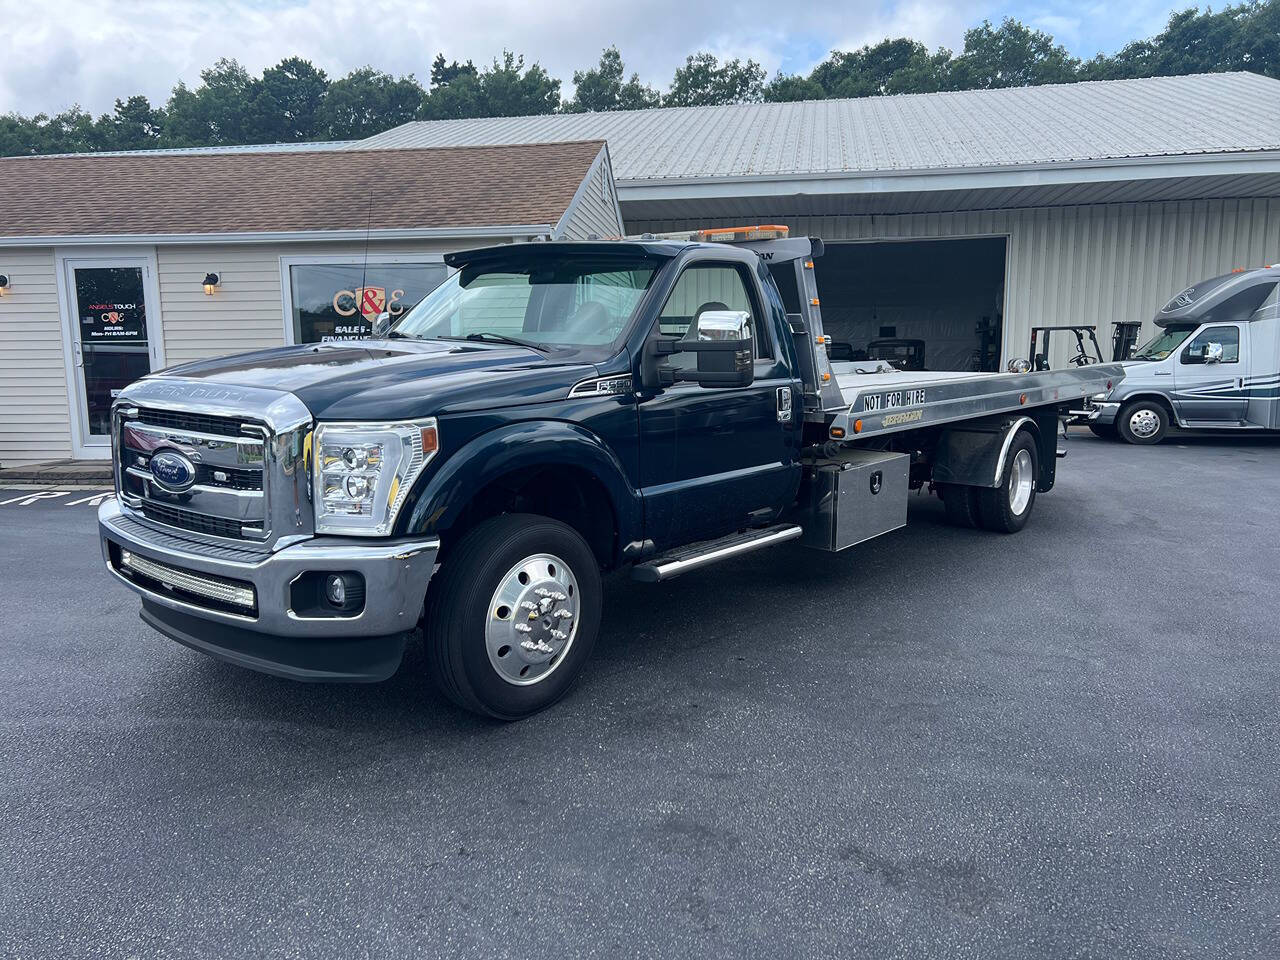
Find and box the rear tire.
[1116,400,1168,445]
[939,483,982,528]
[978,433,1038,534]
[424,513,602,720]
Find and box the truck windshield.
[1132,326,1196,361]
[392,256,659,352]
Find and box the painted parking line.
[0,489,116,507]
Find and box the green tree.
[803,38,951,98]
[421,51,560,119]
[1083,3,1280,81]
[430,54,478,88]
[320,67,424,139]
[665,52,765,106]
[564,46,660,112]
[0,113,44,155]
[105,95,165,150]
[250,57,328,141]
[762,72,826,102]
[162,58,258,146]
[949,19,1079,89]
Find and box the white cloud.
[0,0,1192,116]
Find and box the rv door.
[1174,323,1248,423]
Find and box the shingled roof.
[0,140,608,240]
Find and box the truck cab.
[1089,265,1280,443]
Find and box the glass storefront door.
[62,258,161,453]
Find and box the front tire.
[1116,400,1168,444]
[978,433,1038,534]
[424,513,602,720]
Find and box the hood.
[149,339,597,421]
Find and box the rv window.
[1181,326,1240,364]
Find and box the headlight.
[313,418,439,536]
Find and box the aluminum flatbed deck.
[825,362,1125,439]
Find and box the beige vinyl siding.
[155,238,504,369]
[627,197,1280,368]
[555,150,624,241]
[0,247,73,467]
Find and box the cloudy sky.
[3,0,1189,116]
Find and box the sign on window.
[289,262,448,343]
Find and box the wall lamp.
[0,274,10,297]
[202,272,220,295]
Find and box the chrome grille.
[141,502,246,539]
[134,406,254,437]
[117,409,269,544]
[113,380,315,552]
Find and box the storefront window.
[288,262,448,343]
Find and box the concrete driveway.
[2,431,1277,959]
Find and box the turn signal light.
[421,424,439,454]
[830,427,846,439]
[853,419,863,433]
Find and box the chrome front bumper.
[99,499,438,643]
[1086,401,1120,424]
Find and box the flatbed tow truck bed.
[824,363,1123,440]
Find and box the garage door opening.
[777,237,1007,372]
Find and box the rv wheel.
[1117,401,1167,445]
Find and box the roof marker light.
[694,224,790,243]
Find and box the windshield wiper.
[386,330,416,339]
[436,333,551,353]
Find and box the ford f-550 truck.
[99,227,1123,719]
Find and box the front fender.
[399,419,643,547]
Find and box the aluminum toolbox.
[799,449,909,551]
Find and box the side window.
[1181,325,1240,364]
[658,262,772,361]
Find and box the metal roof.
[356,73,1280,181]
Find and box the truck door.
[1174,323,1248,423]
[637,260,802,547]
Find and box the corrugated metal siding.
[156,238,494,368]
[556,155,624,240]
[629,197,1280,367]
[0,248,73,467]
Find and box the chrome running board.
[631,524,803,582]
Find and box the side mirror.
[1203,341,1223,364]
[371,310,393,339]
[672,310,754,388]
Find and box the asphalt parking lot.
[2,430,1278,959]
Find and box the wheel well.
[1119,393,1175,420]
[440,465,618,571]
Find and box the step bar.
[631,524,803,583]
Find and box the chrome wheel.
[1129,407,1160,439]
[1009,448,1034,515]
[485,553,579,686]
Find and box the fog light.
[325,574,347,606]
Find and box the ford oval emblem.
[150,450,196,492]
